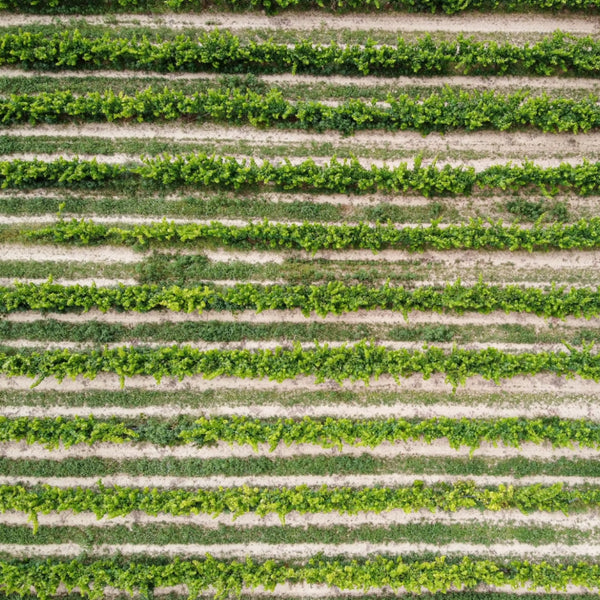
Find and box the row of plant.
[2,0,599,14]
[3,414,600,451]
[26,217,600,252]
[2,481,597,528]
[3,154,600,195]
[1,342,599,387]
[7,87,600,135]
[4,555,600,599]
[3,30,599,78]
[4,279,600,319]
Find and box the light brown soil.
[1,12,598,33]
[7,125,600,161]
[3,438,598,461]
[0,472,596,488]
[2,541,600,559]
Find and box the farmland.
[1,0,600,598]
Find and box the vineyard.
[1,0,600,599]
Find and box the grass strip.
[0,521,596,547]
[2,455,600,478]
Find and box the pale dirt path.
[204,247,600,268]
[7,308,597,329]
[4,67,600,93]
[0,508,597,531]
[4,151,595,171]
[6,125,600,160]
[0,339,581,354]
[0,373,598,395]
[0,472,596,488]
[8,243,600,271]
[1,12,598,33]
[0,243,142,263]
[3,397,599,419]
[2,438,598,461]
[2,541,600,559]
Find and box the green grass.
[2,318,600,346]
[0,521,597,548]
[0,387,590,410]
[2,454,600,478]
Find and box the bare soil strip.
[6,125,600,160]
[8,244,600,271]
[2,541,600,559]
[6,308,598,329]
[0,508,596,531]
[0,243,142,263]
[1,12,597,34]
[3,397,598,419]
[0,339,581,354]
[2,438,598,461]
[0,372,598,395]
[4,151,593,171]
[0,472,596,488]
[3,67,600,93]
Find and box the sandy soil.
[4,67,600,93]
[3,437,599,461]
[0,372,598,395]
[0,339,581,353]
[6,125,600,161]
[2,541,600,559]
[0,507,597,530]
[5,308,598,328]
[0,472,596,488]
[1,12,597,33]
[4,151,594,171]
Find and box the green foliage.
[0,342,599,388]
[2,31,600,79]
[4,414,600,452]
[3,482,600,531]
[25,217,600,252]
[3,85,600,135]
[3,279,600,319]
[3,154,600,196]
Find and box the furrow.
[6,126,600,159]
[0,508,596,530]
[3,68,600,93]
[2,541,600,559]
[0,473,596,488]
[2,438,598,461]
[0,373,598,394]
[3,151,595,170]
[4,308,598,328]
[1,12,597,34]
[0,340,581,353]
[2,398,597,419]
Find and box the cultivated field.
[1,0,600,597]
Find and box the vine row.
[3,154,600,195]
[2,481,598,529]
[1,343,599,387]
[26,217,600,252]
[3,280,600,319]
[3,30,600,78]
[6,87,600,135]
[3,414,600,451]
